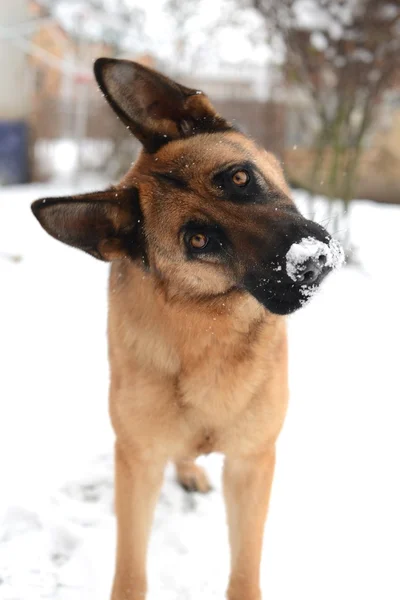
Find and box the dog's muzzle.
[243,223,344,315]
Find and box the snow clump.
[286,236,344,282]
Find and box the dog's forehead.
[151,131,289,193]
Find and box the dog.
[32,58,343,600]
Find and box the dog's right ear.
[94,58,229,152]
[31,187,145,262]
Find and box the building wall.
[0,0,31,120]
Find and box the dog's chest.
[173,338,268,448]
[109,280,288,458]
[177,352,260,412]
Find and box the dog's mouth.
[246,278,323,315]
[243,275,323,315]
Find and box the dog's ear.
[31,187,145,262]
[94,58,230,152]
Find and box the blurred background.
[0,2,400,600]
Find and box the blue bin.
[0,120,29,185]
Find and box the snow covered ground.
[0,181,399,600]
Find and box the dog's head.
[32,58,343,315]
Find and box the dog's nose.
[285,235,343,287]
[292,255,326,286]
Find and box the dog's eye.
[189,233,209,250]
[183,222,229,258]
[232,170,250,187]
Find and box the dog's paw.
[175,461,212,493]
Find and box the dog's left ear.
[31,187,145,261]
[94,58,230,152]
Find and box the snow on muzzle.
[242,229,344,316]
[285,236,345,304]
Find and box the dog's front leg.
[111,443,166,600]
[223,447,276,600]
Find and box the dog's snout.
[284,232,344,286]
[292,256,325,286]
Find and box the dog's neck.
[110,258,266,322]
[108,260,282,377]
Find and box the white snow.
[0,182,399,600]
[286,236,345,282]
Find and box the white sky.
[51,0,278,72]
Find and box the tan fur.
[32,61,315,600]
[108,256,288,599]
[108,133,290,597]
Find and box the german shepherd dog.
[32,59,342,600]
